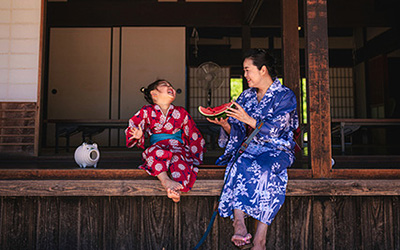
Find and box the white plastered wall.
[0,0,41,101]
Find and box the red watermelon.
[198,102,235,120]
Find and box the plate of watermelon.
[198,102,236,120]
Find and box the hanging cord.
[192,122,264,250]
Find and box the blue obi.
[150,131,183,145]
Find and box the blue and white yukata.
[217,79,299,225]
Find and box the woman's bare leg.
[157,171,183,202]
[232,209,252,246]
[251,221,268,250]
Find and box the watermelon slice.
[198,102,235,120]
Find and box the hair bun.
[140,87,146,93]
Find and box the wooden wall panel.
[394,197,400,250]
[217,211,235,249]
[0,196,399,250]
[333,196,360,250]
[313,197,334,250]
[36,197,59,249]
[266,201,290,249]
[360,197,394,250]
[0,197,37,250]
[181,196,217,249]
[103,197,141,250]
[58,197,80,249]
[141,197,175,249]
[79,197,105,250]
[289,197,313,249]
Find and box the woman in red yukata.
[125,79,206,202]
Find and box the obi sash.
[150,130,183,145]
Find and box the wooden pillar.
[35,0,47,156]
[242,25,251,89]
[281,0,301,117]
[304,0,331,178]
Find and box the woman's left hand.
[225,101,257,129]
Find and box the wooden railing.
[332,118,400,153]
[0,168,400,197]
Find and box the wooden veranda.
[1,0,400,249]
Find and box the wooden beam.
[331,169,400,179]
[34,0,46,157]
[281,0,301,116]
[1,179,399,197]
[243,0,264,25]
[47,2,243,27]
[242,25,251,89]
[0,168,311,180]
[304,0,331,178]
[355,27,400,65]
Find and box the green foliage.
[230,78,243,101]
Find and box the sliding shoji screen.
[329,67,354,118]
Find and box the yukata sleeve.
[257,90,298,139]
[216,94,247,165]
[182,110,206,165]
[125,107,149,149]
[217,93,247,148]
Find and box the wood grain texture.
[79,197,104,250]
[0,168,313,180]
[304,0,332,178]
[36,197,59,250]
[289,197,312,249]
[58,197,80,250]
[0,196,399,249]
[0,197,37,250]
[0,102,36,154]
[8,166,381,180]
[103,197,141,250]
[281,0,301,115]
[1,179,400,197]
[266,201,289,250]
[333,197,360,250]
[180,196,217,249]
[393,197,400,250]
[141,197,175,250]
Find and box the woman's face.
[243,58,264,88]
[151,81,176,104]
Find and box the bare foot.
[167,188,181,202]
[250,242,266,250]
[158,173,183,202]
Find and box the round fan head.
[196,61,223,90]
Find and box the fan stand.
[207,88,212,107]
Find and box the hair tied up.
[140,87,146,93]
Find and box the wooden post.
[281,0,301,120]
[34,0,46,156]
[304,0,331,178]
[242,25,251,89]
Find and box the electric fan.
[196,61,224,106]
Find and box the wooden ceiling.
[46,0,398,29]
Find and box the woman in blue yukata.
[208,49,298,249]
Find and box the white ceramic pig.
[74,142,100,168]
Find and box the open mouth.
[167,89,174,95]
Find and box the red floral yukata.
[125,104,205,192]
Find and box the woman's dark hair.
[140,79,172,104]
[243,49,278,79]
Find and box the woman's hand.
[206,117,231,134]
[128,126,143,140]
[225,101,257,129]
